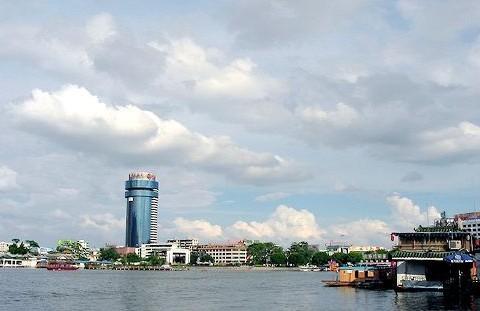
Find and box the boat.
[323,265,393,289]
[298,265,321,272]
[47,261,79,271]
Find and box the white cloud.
[149,38,281,100]
[255,192,291,202]
[85,13,116,44]
[173,217,223,238]
[80,213,124,231]
[413,121,480,163]
[0,166,18,191]
[330,219,391,246]
[229,205,324,241]
[387,193,440,230]
[14,85,310,184]
[296,103,359,128]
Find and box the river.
[1,268,478,310]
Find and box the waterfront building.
[166,239,199,250]
[138,243,190,264]
[56,239,90,259]
[125,172,159,247]
[324,242,351,256]
[115,246,137,256]
[391,223,475,291]
[454,212,480,239]
[0,241,12,253]
[78,240,90,250]
[349,246,385,253]
[195,241,248,265]
[0,255,37,268]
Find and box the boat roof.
[391,250,455,261]
[338,266,380,271]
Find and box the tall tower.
[125,172,158,247]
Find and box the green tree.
[199,253,214,263]
[99,247,120,261]
[147,255,165,266]
[311,252,330,266]
[331,252,348,264]
[122,253,141,264]
[9,242,28,255]
[190,251,200,265]
[288,252,309,266]
[270,248,287,266]
[247,242,288,266]
[346,252,363,264]
[287,242,315,266]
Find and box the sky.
[2,1,480,249]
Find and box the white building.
[0,241,12,253]
[138,243,190,265]
[166,239,199,250]
[455,212,480,238]
[348,246,385,253]
[78,240,90,250]
[195,241,248,265]
[0,256,37,268]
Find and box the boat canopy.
[443,252,474,264]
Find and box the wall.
[396,260,427,286]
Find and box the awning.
[391,251,454,261]
[443,252,474,264]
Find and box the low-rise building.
[0,241,12,253]
[391,223,475,291]
[455,212,480,239]
[115,246,137,256]
[166,239,199,250]
[325,242,351,256]
[195,241,248,265]
[0,255,37,268]
[138,243,190,264]
[349,246,385,253]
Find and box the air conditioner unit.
[448,240,461,250]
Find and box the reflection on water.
[395,291,480,311]
[2,269,480,311]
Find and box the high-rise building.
[125,172,159,247]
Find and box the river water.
[1,268,479,310]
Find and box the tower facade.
[125,172,158,247]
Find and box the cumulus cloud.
[412,121,480,163]
[174,217,223,238]
[0,166,18,191]
[149,38,281,100]
[387,193,441,231]
[229,205,324,241]
[13,85,310,184]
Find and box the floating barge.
[323,265,393,289]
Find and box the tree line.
[247,241,385,267]
[8,239,40,255]
[98,247,166,266]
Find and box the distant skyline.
[1,1,480,248]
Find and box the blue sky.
[2,1,480,248]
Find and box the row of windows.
[208,252,246,255]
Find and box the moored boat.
[47,261,78,271]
